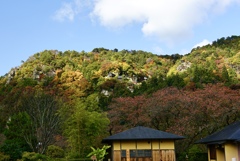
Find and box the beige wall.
[113,140,175,150]
[160,140,175,149]
[216,148,224,161]
[225,142,238,161]
[113,141,121,150]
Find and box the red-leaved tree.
[107,84,240,152]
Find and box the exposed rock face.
[177,61,192,72]
[6,68,17,85]
[107,72,116,78]
[33,69,40,80]
[229,63,240,75]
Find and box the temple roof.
[196,121,240,144]
[102,126,185,143]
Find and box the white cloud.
[53,3,75,21]
[90,0,240,43]
[53,0,90,22]
[193,39,212,48]
[52,0,240,44]
[212,0,240,13]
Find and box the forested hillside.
[1,35,240,160]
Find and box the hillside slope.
[168,35,240,86]
[1,35,240,159]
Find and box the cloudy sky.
[1,0,240,76]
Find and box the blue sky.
[1,0,240,76]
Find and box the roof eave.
[195,139,239,144]
[102,137,185,143]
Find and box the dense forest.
[1,35,240,160]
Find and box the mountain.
[1,35,240,97]
[0,48,181,103]
[168,35,240,83]
[1,35,240,160]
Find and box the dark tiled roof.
[196,121,240,144]
[102,126,184,143]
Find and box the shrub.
[46,145,64,158]
[0,139,31,160]
[21,152,47,161]
[0,152,10,161]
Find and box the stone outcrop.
[177,61,192,72]
[6,68,18,85]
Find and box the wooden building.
[196,121,240,161]
[102,126,184,161]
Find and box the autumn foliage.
[108,84,240,152]
[1,36,240,159]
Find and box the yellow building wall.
[121,141,136,149]
[152,141,160,149]
[216,148,224,161]
[225,143,238,161]
[160,140,174,149]
[136,140,151,149]
[113,140,175,150]
[113,141,121,150]
[112,140,176,161]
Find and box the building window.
[130,150,152,158]
[209,145,216,159]
[130,150,137,157]
[121,150,126,157]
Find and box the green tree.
[191,65,217,87]
[17,78,38,87]
[133,76,167,95]
[0,139,31,160]
[221,65,231,85]
[1,112,32,160]
[40,50,54,64]
[60,100,109,158]
[166,73,185,88]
